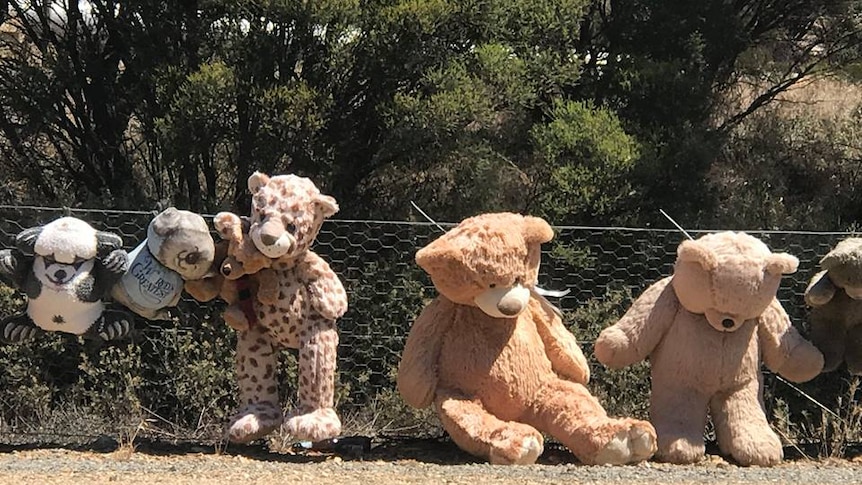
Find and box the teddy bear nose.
[497,298,524,316]
[260,233,279,246]
[721,318,735,329]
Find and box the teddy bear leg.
[435,388,544,465]
[0,313,43,343]
[527,378,655,465]
[710,383,782,466]
[650,382,710,464]
[808,311,848,373]
[284,317,342,442]
[842,324,862,375]
[228,326,283,443]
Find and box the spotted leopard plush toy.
[0,216,133,342]
[226,171,348,444]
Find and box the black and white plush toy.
[0,216,133,343]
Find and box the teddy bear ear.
[248,171,270,193]
[315,194,340,218]
[676,239,718,271]
[522,216,554,245]
[213,212,243,241]
[765,252,799,275]
[415,241,458,274]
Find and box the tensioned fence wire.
[0,205,857,450]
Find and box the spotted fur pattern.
[228,172,347,444]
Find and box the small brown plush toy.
[397,212,657,465]
[184,212,278,331]
[595,231,824,466]
[804,237,862,374]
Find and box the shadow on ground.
[2,434,862,466]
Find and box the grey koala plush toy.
[0,216,133,343]
[805,237,862,374]
[111,207,216,320]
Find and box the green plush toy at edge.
[804,237,862,374]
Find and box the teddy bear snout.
[252,219,294,258]
[474,284,531,318]
[497,295,525,316]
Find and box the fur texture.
[595,231,824,466]
[398,212,657,465]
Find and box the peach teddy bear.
[595,232,824,466]
[397,212,657,465]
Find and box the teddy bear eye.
[184,251,201,265]
[489,283,496,289]
[286,223,297,234]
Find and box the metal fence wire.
[0,206,857,447]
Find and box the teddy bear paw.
[488,424,545,465]
[1,314,42,343]
[285,407,342,442]
[89,309,134,341]
[489,435,544,465]
[227,403,284,443]
[593,421,657,465]
[0,249,19,277]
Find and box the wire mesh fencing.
[0,206,857,450]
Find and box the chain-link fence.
[0,206,857,451]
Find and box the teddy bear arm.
[397,298,454,409]
[255,269,279,305]
[184,277,223,302]
[594,277,678,368]
[758,299,824,383]
[532,299,590,384]
[0,248,30,289]
[804,270,836,307]
[307,267,348,321]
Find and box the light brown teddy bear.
[594,231,824,466]
[804,237,862,374]
[397,212,658,465]
[184,212,278,331]
[224,171,348,445]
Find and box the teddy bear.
[216,171,348,444]
[111,207,216,320]
[397,212,658,465]
[594,231,824,466]
[183,211,279,331]
[0,216,133,342]
[803,237,862,374]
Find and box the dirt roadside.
[2,439,862,485]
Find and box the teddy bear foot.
[1,314,42,343]
[87,309,134,341]
[486,423,545,465]
[593,421,657,465]
[227,403,284,443]
[285,407,342,442]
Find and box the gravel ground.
[2,439,862,484]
